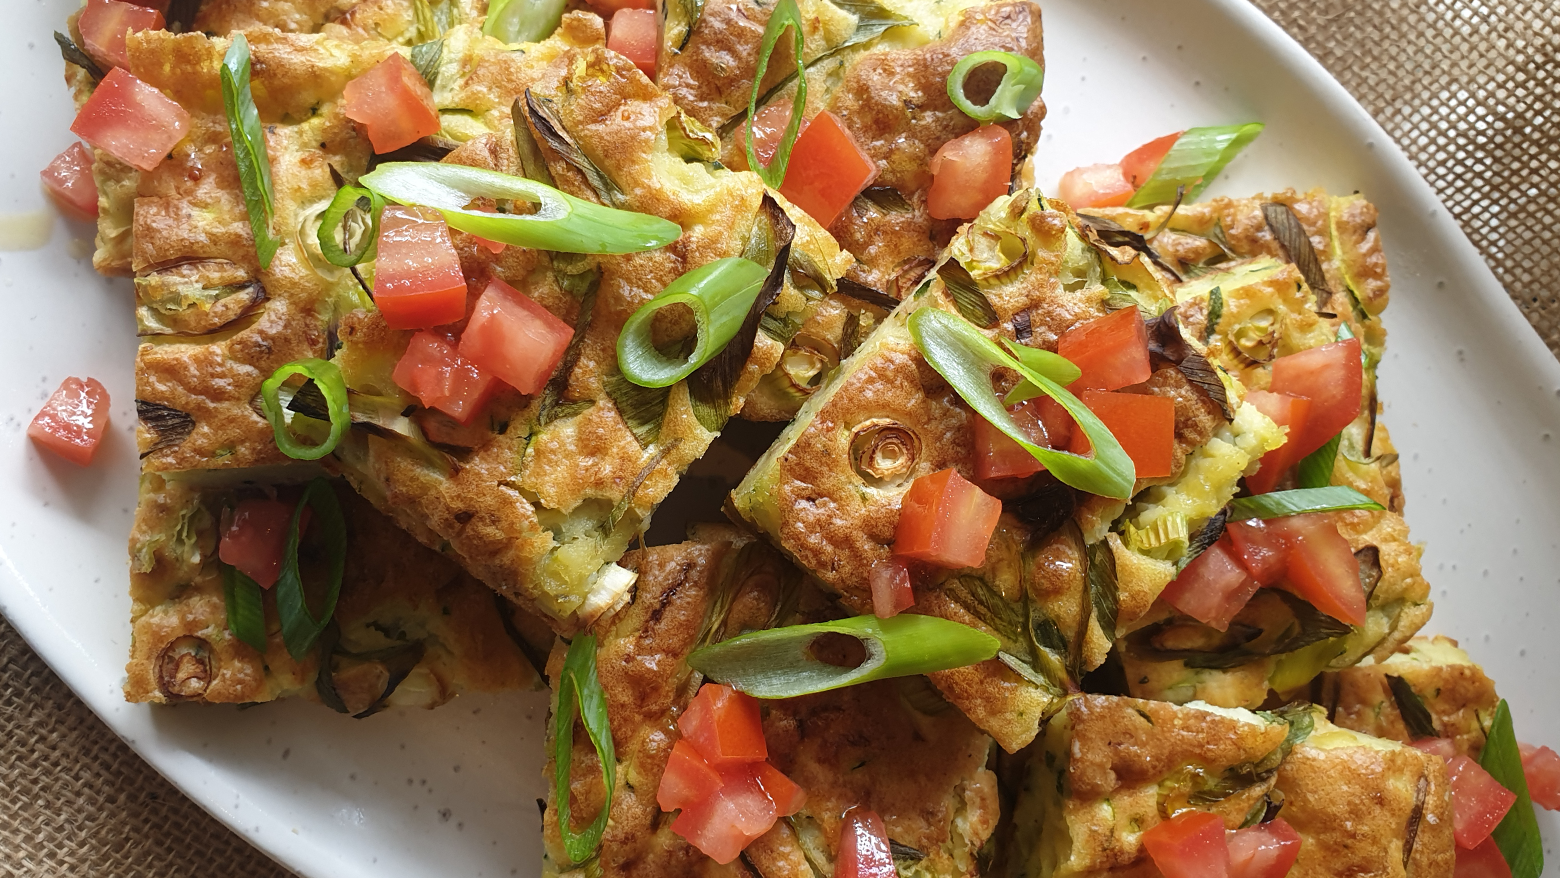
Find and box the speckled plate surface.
[1,1,1557,876]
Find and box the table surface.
[3,1,1557,875]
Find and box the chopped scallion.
[1126,123,1265,208]
[483,0,567,43]
[553,635,615,864]
[220,35,283,269]
[1295,432,1340,489]
[274,479,347,660]
[222,564,267,653]
[744,0,808,188]
[947,51,1044,123]
[317,185,384,267]
[1001,339,1082,403]
[1226,486,1383,520]
[616,257,769,388]
[1480,699,1544,878]
[260,359,351,461]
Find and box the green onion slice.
[686,614,999,699]
[275,479,347,660]
[744,0,807,189]
[910,308,1136,500]
[947,51,1044,123]
[1480,699,1544,878]
[483,0,567,43]
[1126,123,1265,208]
[616,257,769,388]
[359,162,680,254]
[1001,338,1083,404]
[317,185,384,267]
[260,359,350,461]
[553,634,616,864]
[1226,486,1384,520]
[220,34,283,269]
[222,564,267,653]
[1295,432,1340,490]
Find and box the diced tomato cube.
[1446,755,1517,849]
[1224,518,1288,586]
[607,9,657,78]
[670,763,778,864]
[752,762,805,817]
[1120,131,1182,189]
[218,498,296,588]
[1160,538,1261,632]
[1413,738,1459,760]
[392,331,499,425]
[41,143,99,221]
[1058,308,1153,392]
[869,557,915,618]
[1240,390,1312,494]
[927,125,1014,221]
[1067,390,1176,479]
[678,683,767,767]
[741,103,808,170]
[372,206,468,329]
[1268,339,1363,460]
[779,111,879,229]
[342,53,441,154]
[1057,163,1134,209]
[78,0,164,71]
[1226,817,1301,878]
[657,738,723,812]
[1264,513,1367,627]
[28,377,111,466]
[893,468,1002,569]
[70,67,191,173]
[837,808,896,878]
[458,277,574,395]
[974,398,1060,480]
[1519,742,1560,810]
[1456,837,1513,878]
[1143,810,1230,878]
[1033,396,1075,449]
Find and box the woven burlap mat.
[4,3,1558,876]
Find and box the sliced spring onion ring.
[1002,338,1083,403]
[483,0,567,43]
[221,34,283,269]
[260,359,350,461]
[686,614,999,699]
[222,564,267,653]
[317,185,384,267]
[275,479,347,660]
[1226,486,1384,520]
[1481,700,1544,878]
[910,308,1136,499]
[744,0,808,188]
[553,635,616,864]
[1295,432,1340,489]
[1126,123,1265,208]
[617,258,769,388]
[359,162,681,254]
[947,51,1045,123]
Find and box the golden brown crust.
[1326,635,1501,758]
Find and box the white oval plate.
[3,1,1558,875]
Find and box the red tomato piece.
[1160,538,1261,632]
[1067,390,1177,479]
[657,739,723,812]
[70,67,191,172]
[218,498,296,588]
[1224,518,1288,586]
[869,557,915,618]
[837,808,896,878]
[607,9,658,78]
[670,763,779,864]
[779,111,879,229]
[1413,738,1459,760]
[41,143,99,221]
[1034,396,1075,449]
[893,468,1003,569]
[1120,131,1182,188]
[1446,755,1517,849]
[1242,390,1313,494]
[740,103,808,169]
[1226,817,1302,878]
[1265,513,1367,626]
[392,331,500,425]
[373,206,468,329]
[752,762,806,817]
[79,0,164,71]
[1268,339,1363,460]
[927,125,1014,221]
[678,683,767,767]
[1058,308,1152,392]
[1057,163,1134,209]
[1456,837,1513,878]
[1143,810,1230,878]
[29,377,111,466]
[1519,743,1560,810]
[974,398,1060,480]
[458,277,573,395]
[343,53,440,154]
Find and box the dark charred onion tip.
[157,635,214,700]
[849,419,920,487]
